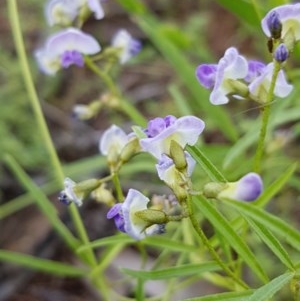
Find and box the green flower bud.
[135,209,167,225]
[169,140,187,171]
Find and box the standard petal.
[46,28,101,56]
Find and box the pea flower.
[139,115,205,159]
[195,47,248,105]
[111,29,142,64]
[248,62,293,102]
[204,173,263,202]
[261,4,300,44]
[156,152,196,188]
[218,173,263,202]
[107,189,166,240]
[58,178,84,206]
[35,28,101,75]
[45,0,105,26]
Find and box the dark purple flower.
[61,50,84,68]
[266,11,282,39]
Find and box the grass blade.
[122,261,220,280]
[187,145,227,182]
[4,154,80,251]
[223,199,300,252]
[181,290,253,301]
[247,273,294,301]
[194,195,269,283]
[0,250,87,277]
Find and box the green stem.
[186,195,249,289]
[253,61,281,172]
[112,172,124,201]
[8,0,96,266]
[85,56,146,126]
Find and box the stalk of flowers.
[139,115,205,200]
[195,47,293,105]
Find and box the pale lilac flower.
[156,152,196,187]
[248,62,293,100]
[99,125,129,156]
[58,178,84,206]
[274,43,289,62]
[196,47,248,105]
[218,173,263,202]
[45,0,105,26]
[35,28,101,75]
[261,4,300,42]
[244,60,266,83]
[122,189,165,240]
[140,115,205,159]
[107,203,126,233]
[111,29,142,64]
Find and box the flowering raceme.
[35,28,100,75]
[140,115,205,159]
[45,0,105,26]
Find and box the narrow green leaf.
[0,250,87,277]
[142,236,199,252]
[244,216,294,270]
[187,145,227,182]
[255,163,297,207]
[122,261,220,280]
[247,273,294,301]
[194,195,269,283]
[77,235,134,253]
[181,290,253,301]
[4,154,80,251]
[223,199,300,252]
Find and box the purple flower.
[274,44,289,62]
[35,28,101,75]
[108,189,165,240]
[45,0,105,26]
[261,4,300,42]
[266,11,282,39]
[218,173,263,202]
[111,29,142,64]
[140,115,205,159]
[196,47,248,105]
[244,60,266,83]
[58,178,84,206]
[248,63,293,101]
[156,152,196,188]
[107,203,126,233]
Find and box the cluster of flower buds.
[35,0,141,76]
[195,3,300,105]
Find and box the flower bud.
[135,209,167,224]
[169,140,187,171]
[120,137,141,163]
[274,43,289,63]
[266,11,282,39]
[92,183,115,206]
